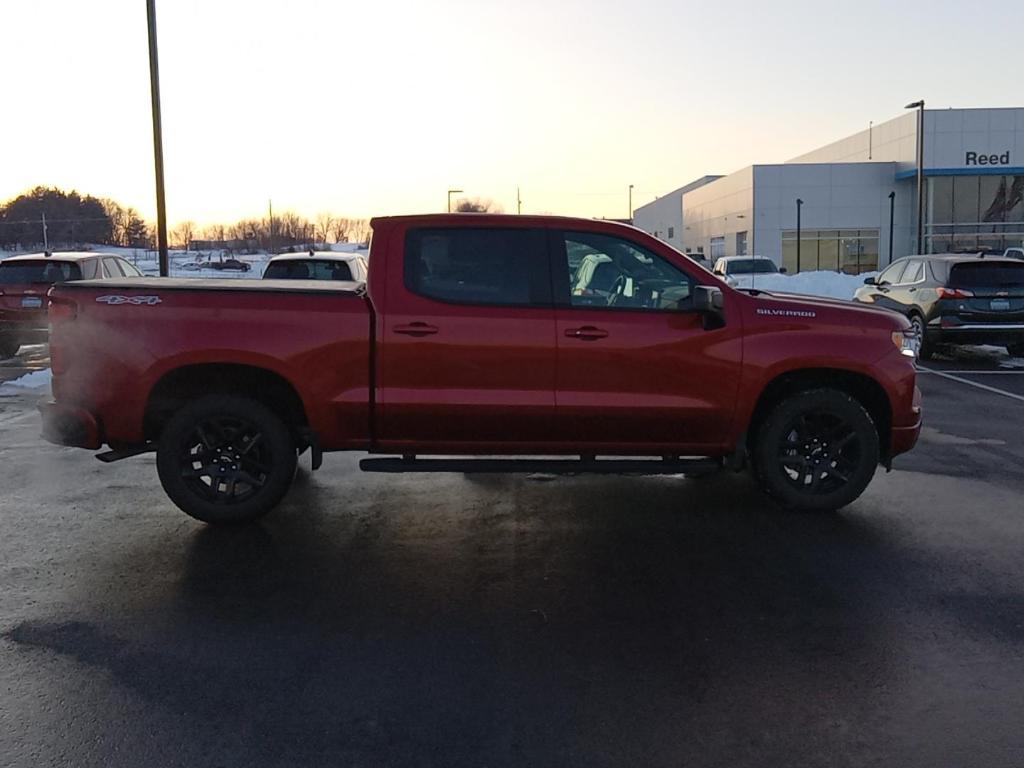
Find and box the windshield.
[949,262,1024,288]
[726,259,777,275]
[0,260,82,284]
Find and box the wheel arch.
[144,363,309,442]
[746,368,893,464]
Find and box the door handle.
[393,322,439,337]
[565,326,608,340]
[908,287,917,293]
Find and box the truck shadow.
[6,470,913,767]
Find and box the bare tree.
[171,220,197,250]
[202,223,226,242]
[455,197,502,213]
[347,218,371,244]
[315,212,335,244]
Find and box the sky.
[2,0,1021,227]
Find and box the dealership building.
[632,107,1024,273]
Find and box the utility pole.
[268,199,274,254]
[628,184,634,222]
[517,187,522,215]
[146,0,169,277]
[41,212,48,251]
[447,189,463,213]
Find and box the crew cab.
[40,214,922,524]
[0,251,142,358]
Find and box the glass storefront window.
[928,177,954,224]
[1007,176,1024,223]
[980,176,1007,224]
[953,176,980,224]
[781,229,879,274]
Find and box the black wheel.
[156,395,297,524]
[1007,343,1024,358]
[752,388,880,512]
[0,334,20,359]
[909,314,933,360]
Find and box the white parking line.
[917,369,1024,375]
[917,367,1024,403]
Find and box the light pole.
[517,186,522,215]
[796,198,803,273]
[628,184,634,222]
[905,100,925,254]
[447,189,463,213]
[146,0,169,277]
[888,191,896,266]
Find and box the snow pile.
[731,270,877,300]
[0,368,52,396]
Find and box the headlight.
[892,330,918,358]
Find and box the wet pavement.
[2,345,1024,767]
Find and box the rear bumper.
[38,399,102,449]
[927,320,1024,346]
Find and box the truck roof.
[369,212,649,235]
[1,251,107,263]
[267,251,365,263]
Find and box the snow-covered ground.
[727,270,876,300]
[0,368,52,397]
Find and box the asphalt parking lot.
[2,345,1024,767]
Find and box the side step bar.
[359,457,722,475]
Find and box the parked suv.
[853,254,1024,359]
[0,252,142,358]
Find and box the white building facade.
[632,108,1024,273]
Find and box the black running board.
[95,444,155,463]
[359,457,722,475]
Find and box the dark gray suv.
[853,253,1024,359]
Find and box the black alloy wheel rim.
[777,411,861,495]
[179,416,272,504]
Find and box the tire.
[752,388,880,512]
[0,334,20,359]
[1007,343,1024,358]
[156,395,297,524]
[909,314,933,361]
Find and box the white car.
[262,251,368,282]
[1004,247,1024,261]
[712,256,786,287]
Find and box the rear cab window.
[0,260,82,283]
[264,260,354,281]
[404,228,550,306]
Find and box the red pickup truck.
[40,214,922,524]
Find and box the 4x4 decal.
[95,295,163,306]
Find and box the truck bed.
[63,277,366,295]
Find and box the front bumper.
[890,385,922,457]
[38,399,102,449]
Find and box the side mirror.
[693,285,724,311]
[863,276,877,285]
[692,285,725,329]
[779,267,788,274]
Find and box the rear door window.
[900,261,924,284]
[949,262,1024,289]
[0,260,82,283]
[404,228,550,306]
[116,258,143,277]
[102,257,126,277]
[878,260,908,285]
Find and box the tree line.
[0,187,372,253]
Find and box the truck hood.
[742,289,910,329]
